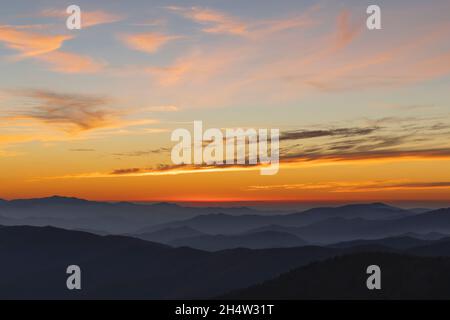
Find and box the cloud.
[0,25,104,73]
[142,105,179,112]
[246,180,450,193]
[111,168,145,175]
[36,143,450,181]
[167,6,247,35]
[69,149,95,152]
[333,10,361,51]
[0,25,72,58]
[131,8,365,107]
[41,145,450,181]
[280,127,379,141]
[112,147,171,157]
[6,90,115,132]
[1,90,161,143]
[280,148,450,164]
[108,163,261,176]
[35,50,105,73]
[120,32,178,54]
[167,5,317,38]
[40,9,123,28]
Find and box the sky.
[0,0,450,206]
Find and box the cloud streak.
[120,32,178,54]
[5,90,115,132]
[37,146,450,181]
[246,180,450,193]
[0,25,104,73]
[280,127,379,141]
[35,51,105,73]
[0,25,71,58]
[167,6,247,35]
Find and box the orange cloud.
[0,25,71,58]
[142,105,180,112]
[0,25,104,73]
[167,6,247,35]
[129,8,364,106]
[246,180,450,193]
[35,146,450,181]
[35,51,105,73]
[333,10,362,51]
[120,32,178,54]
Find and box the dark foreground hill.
[4,225,450,299]
[224,252,450,300]
[0,225,351,299]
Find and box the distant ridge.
[6,195,96,206]
[133,226,207,243]
[144,202,414,235]
[168,230,308,251]
[329,236,432,250]
[0,196,271,233]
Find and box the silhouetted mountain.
[0,225,359,299]
[407,208,432,214]
[0,215,19,225]
[329,236,432,250]
[402,231,448,240]
[169,231,308,251]
[145,203,414,235]
[132,226,206,243]
[406,238,450,257]
[223,252,450,299]
[7,195,92,206]
[0,196,275,234]
[266,217,384,244]
[246,208,450,244]
[290,203,410,221]
[140,213,276,234]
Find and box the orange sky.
[1,1,450,204]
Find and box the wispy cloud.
[142,105,180,112]
[167,6,247,35]
[0,25,71,58]
[69,148,95,152]
[120,32,178,54]
[0,25,104,73]
[112,147,171,157]
[246,180,450,193]
[35,50,105,73]
[1,89,160,143]
[6,90,114,132]
[280,127,379,141]
[35,145,450,181]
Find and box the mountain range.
[1,196,450,299]
[2,224,450,299]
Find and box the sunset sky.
[1,0,450,206]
